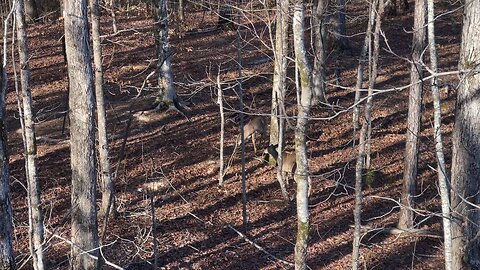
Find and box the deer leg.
[252,133,257,153]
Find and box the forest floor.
[6,1,464,269]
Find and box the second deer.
[265,144,312,197]
[236,116,267,153]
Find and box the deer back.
[244,117,266,138]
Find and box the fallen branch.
[349,224,442,238]
[46,229,125,270]
[226,224,294,267]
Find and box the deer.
[265,144,312,197]
[236,116,268,154]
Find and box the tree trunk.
[64,0,100,268]
[398,0,426,230]
[217,74,225,187]
[311,0,327,105]
[451,0,480,269]
[335,0,350,50]
[270,0,289,200]
[90,0,115,220]
[352,0,382,268]
[234,1,248,230]
[426,0,452,268]
[0,22,15,270]
[154,0,182,111]
[110,0,118,33]
[364,0,383,169]
[352,0,375,134]
[178,0,184,21]
[292,0,312,268]
[15,0,45,269]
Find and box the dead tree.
[15,0,45,269]
[292,0,313,268]
[64,0,100,268]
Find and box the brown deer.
[265,144,312,196]
[236,116,267,153]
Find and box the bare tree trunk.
[178,0,184,21]
[450,1,480,269]
[352,0,375,135]
[64,0,100,268]
[335,0,350,50]
[352,0,382,268]
[311,0,327,105]
[269,0,288,146]
[426,0,452,268]
[235,0,248,230]
[217,74,225,187]
[398,0,426,230]
[292,0,312,268]
[154,0,183,112]
[270,0,289,200]
[91,0,115,220]
[364,0,384,169]
[110,0,118,33]
[15,0,45,269]
[352,120,367,270]
[0,9,15,269]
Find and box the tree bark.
[451,0,480,269]
[426,0,452,268]
[352,0,375,134]
[90,0,115,220]
[311,0,327,105]
[352,0,382,268]
[398,0,426,230]
[64,0,100,268]
[335,0,350,50]
[178,0,184,21]
[217,74,225,187]
[0,18,15,270]
[364,0,384,169]
[270,0,289,200]
[292,0,312,268]
[15,0,45,269]
[154,0,182,111]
